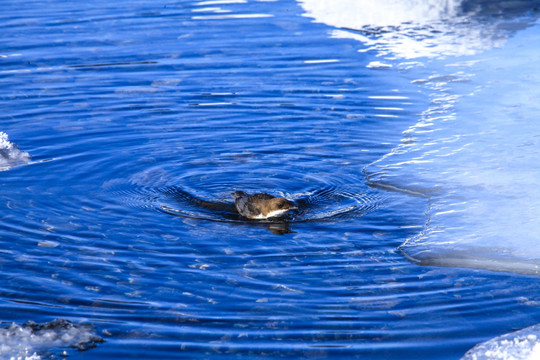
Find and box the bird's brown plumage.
[231,191,295,219]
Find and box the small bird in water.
[231,191,296,220]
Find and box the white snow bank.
[300,0,540,276]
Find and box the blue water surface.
[1,0,540,359]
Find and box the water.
[1,0,540,359]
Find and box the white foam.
[461,324,540,360]
[0,320,102,360]
[0,132,30,171]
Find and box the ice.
[299,0,540,276]
[0,132,30,171]
[300,0,461,28]
[298,0,535,59]
[0,319,103,360]
[299,1,540,358]
[461,324,540,360]
[366,23,540,276]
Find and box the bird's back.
[232,192,275,219]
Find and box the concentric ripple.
[290,185,382,222]
[112,167,384,228]
[158,184,380,224]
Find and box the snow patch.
[462,324,540,360]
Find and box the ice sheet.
[299,0,540,276]
[366,24,540,276]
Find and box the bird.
[231,191,296,220]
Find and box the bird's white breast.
[253,209,289,219]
